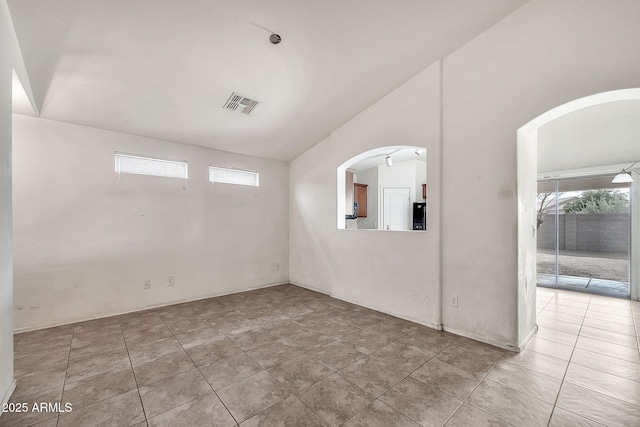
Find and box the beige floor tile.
[556,382,640,426]
[548,407,605,427]
[543,305,587,317]
[58,389,144,427]
[308,341,366,371]
[311,320,361,340]
[127,337,183,365]
[338,330,395,355]
[281,329,335,351]
[500,349,568,379]
[298,374,374,427]
[240,395,327,427]
[411,358,482,401]
[199,352,263,389]
[547,300,589,310]
[575,336,640,363]
[267,354,334,392]
[185,338,243,367]
[12,364,66,397]
[582,317,637,336]
[434,346,496,378]
[163,317,212,335]
[262,319,309,338]
[538,311,585,325]
[71,325,122,348]
[363,322,409,339]
[370,342,432,374]
[65,347,131,383]
[486,362,562,404]
[338,357,406,397]
[536,317,583,334]
[444,404,509,427]
[68,334,127,362]
[123,324,174,347]
[215,317,260,335]
[295,311,336,328]
[217,371,290,423]
[451,337,505,360]
[379,377,461,427]
[29,417,60,427]
[138,369,212,418]
[564,363,640,406]
[13,347,69,379]
[343,400,420,427]
[174,327,225,349]
[535,326,578,346]
[396,330,457,356]
[2,386,62,427]
[466,379,553,427]
[588,298,632,309]
[132,349,195,386]
[246,339,306,369]
[62,367,137,410]
[579,325,638,348]
[147,392,235,427]
[225,326,278,350]
[588,304,633,317]
[570,347,640,382]
[586,310,635,326]
[13,334,73,357]
[526,337,574,361]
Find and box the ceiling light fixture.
[385,155,393,167]
[612,160,640,183]
[269,33,282,44]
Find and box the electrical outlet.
[168,276,174,286]
[450,296,458,307]
[275,263,280,272]
[144,280,151,290]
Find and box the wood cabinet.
[354,183,368,217]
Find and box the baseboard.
[0,379,16,416]
[14,281,289,334]
[442,325,517,352]
[515,324,539,352]
[289,281,440,330]
[331,293,440,330]
[288,281,330,296]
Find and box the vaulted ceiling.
[8,0,527,161]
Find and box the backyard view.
[537,177,630,298]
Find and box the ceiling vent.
[223,92,259,115]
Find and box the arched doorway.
[516,88,640,347]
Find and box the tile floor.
[2,285,639,426]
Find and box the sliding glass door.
[536,174,631,298]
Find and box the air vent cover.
[223,92,259,114]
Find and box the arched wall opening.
[516,88,640,348]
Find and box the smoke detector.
[223,92,259,115]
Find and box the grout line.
[119,319,150,426]
[545,290,590,427]
[55,325,76,427]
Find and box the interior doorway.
[381,187,410,230]
[536,174,631,298]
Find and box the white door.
[382,187,410,230]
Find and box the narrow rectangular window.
[115,152,188,179]
[209,166,259,187]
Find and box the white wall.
[289,63,442,327]
[0,0,15,408]
[441,0,640,347]
[12,116,289,331]
[538,100,640,173]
